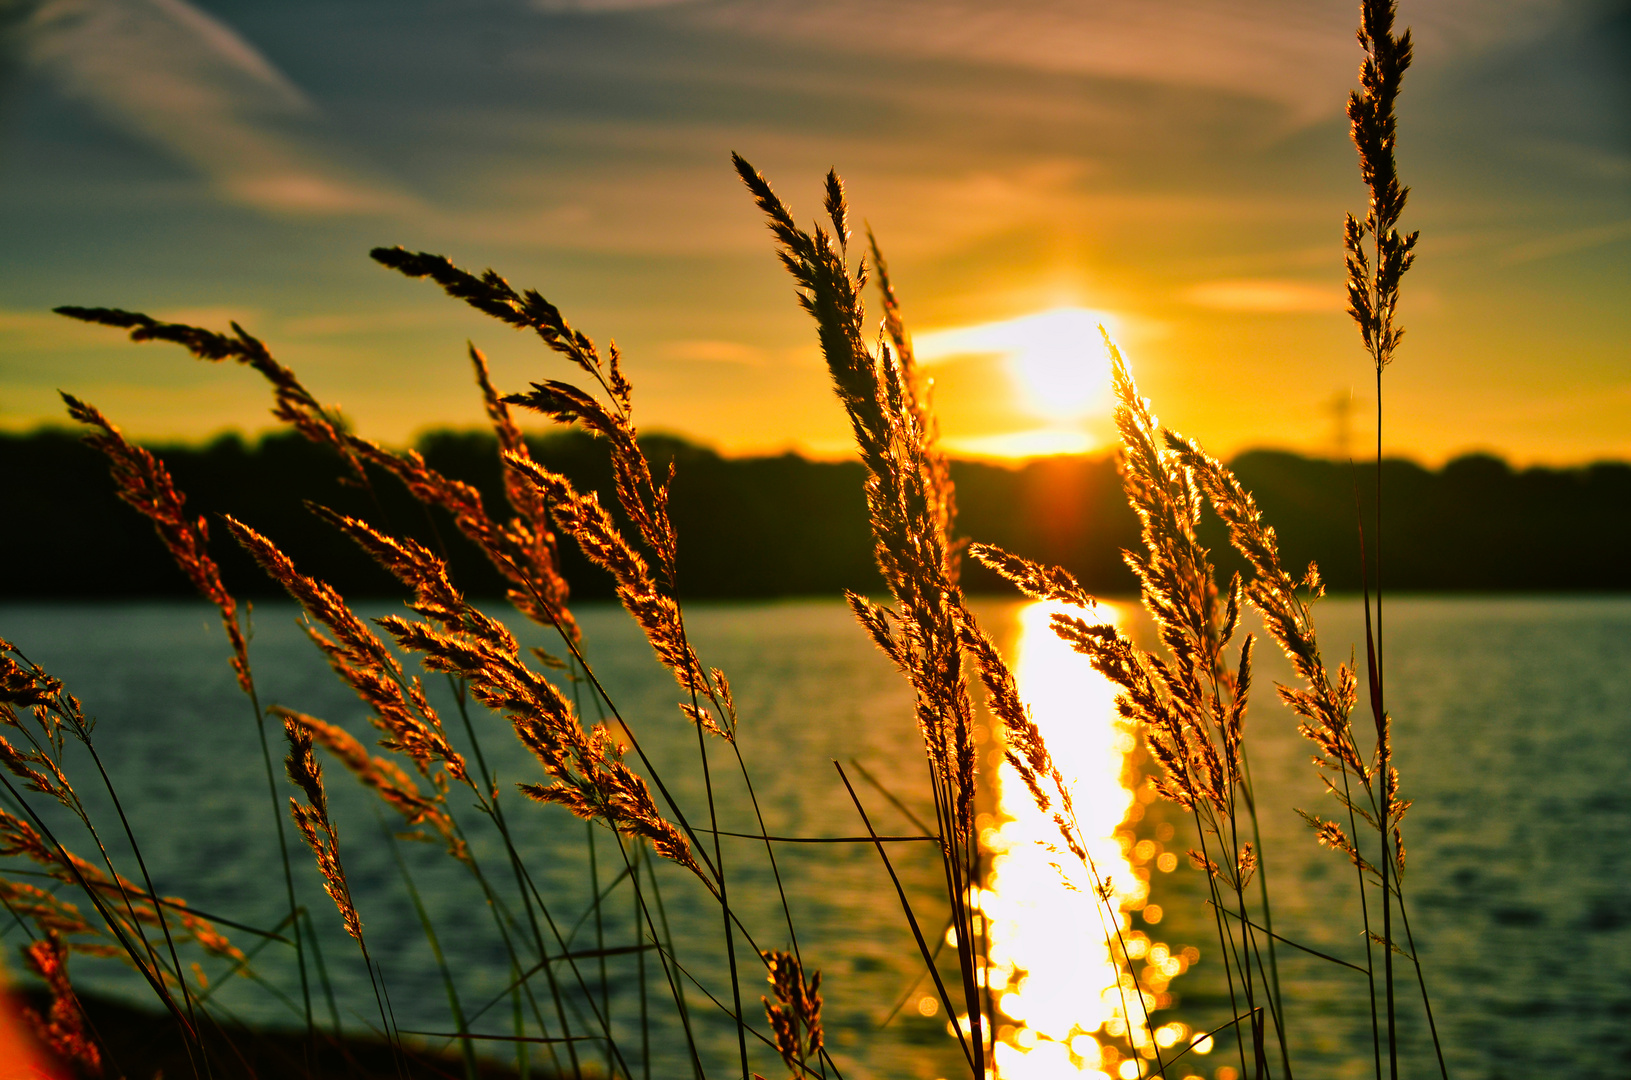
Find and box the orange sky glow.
[1,0,1625,466]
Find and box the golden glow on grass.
[916,306,1116,424]
[980,601,1192,1078]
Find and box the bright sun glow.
[943,429,1098,459]
[915,306,1117,423]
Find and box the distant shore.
[8,427,1629,599]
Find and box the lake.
[1,595,1627,1080]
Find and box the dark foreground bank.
[16,989,533,1080]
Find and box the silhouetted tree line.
[5,427,1629,601]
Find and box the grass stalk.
[693,716,749,1080]
[834,762,975,1076]
[1372,374,1398,1080]
[302,907,344,1035]
[445,676,584,1076]
[1241,754,1292,1077]
[626,836,651,1080]
[245,677,316,1051]
[587,819,613,1078]
[1394,884,1449,1079]
[385,825,477,1080]
[637,840,708,1080]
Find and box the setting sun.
[915,306,1117,424]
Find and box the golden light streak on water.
[977,600,1192,1079]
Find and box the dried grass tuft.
[224,515,470,785]
[308,504,703,877]
[284,719,363,942]
[274,708,468,863]
[760,949,823,1078]
[58,394,252,696]
[21,932,103,1075]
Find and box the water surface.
[1,596,1626,1080]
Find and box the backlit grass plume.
[274,707,468,863]
[54,306,365,482]
[284,718,363,944]
[55,305,581,643]
[736,155,991,1076]
[1346,0,1417,378]
[1344,3,1439,1077]
[58,393,252,696]
[226,515,471,787]
[760,949,823,1079]
[737,155,1151,1079]
[312,504,702,877]
[374,245,736,740]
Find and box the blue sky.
[2,0,1626,462]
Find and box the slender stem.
[244,676,314,1053]
[835,761,976,1076]
[621,830,708,1080]
[1224,827,1264,1079]
[1341,762,1384,1080]
[1376,363,1398,1080]
[728,740,804,965]
[70,724,209,1075]
[515,964,532,1080]
[588,819,612,1078]
[448,676,582,1077]
[629,838,651,1080]
[302,908,343,1034]
[386,824,476,1079]
[1191,805,1248,1079]
[1209,904,1368,974]
[692,706,747,1080]
[1394,885,1449,1079]
[1241,755,1292,1078]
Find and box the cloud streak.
[23,0,415,214]
[1500,218,1631,266]
[675,0,1576,120]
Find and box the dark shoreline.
[8,427,1629,601]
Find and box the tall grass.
[1,3,1445,1078]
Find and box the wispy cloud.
[277,308,476,338]
[0,308,109,350]
[23,0,416,214]
[435,139,1098,257]
[676,0,1575,120]
[1500,218,1631,266]
[530,0,699,10]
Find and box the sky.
[1,0,1626,464]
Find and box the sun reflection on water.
[977,601,1199,1079]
